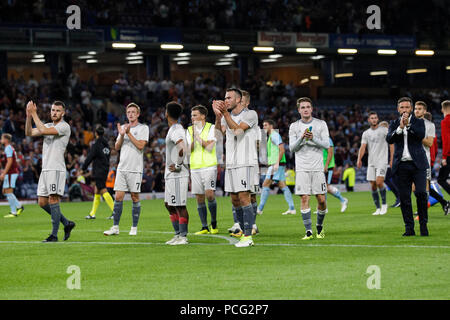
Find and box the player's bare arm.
[357,143,367,169]
[25,101,43,137]
[389,144,394,168]
[212,100,226,134]
[325,145,333,172]
[222,110,250,135]
[29,102,60,136]
[422,136,434,148]
[0,157,12,180]
[126,127,147,151]
[115,123,126,151]
[273,143,285,172]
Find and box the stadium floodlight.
[177,61,189,65]
[33,54,45,59]
[296,48,317,53]
[127,60,144,64]
[310,76,319,80]
[370,70,388,76]
[269,54,283,59]
[218,58,234,62]
[177,52,191,57]
[406,68,427,74]
[86,59,98,64]
[112,42,136,49]
[87,51,97,55]
[224,53,238,58]
[215,62,232,66]
[208,45,230,51]
[415,50,434,56]
[160,44,184,50]
[77,55,94,59]
[334,73,353,78]
[253,46,274,52]
[337,48,357,54]
[300,78,309,84]
[126,56,145,60]
[260,58,277,63]
[128,51,143,56]
[377,49,397,55]
[31,58,45,63]
[173,56,190,61]
[310,55,325,60]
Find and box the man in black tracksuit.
[81,125,115,219]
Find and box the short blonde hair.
[1,133,12,141]
[442,100,450,110]
[126,103,141,114]
[379,121,389,128]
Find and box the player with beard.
[357,112,390,216]
[213,88,258,247]
[25,100,75,242]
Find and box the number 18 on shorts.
[37,170,66,197]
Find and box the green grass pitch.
[0,191,449,300]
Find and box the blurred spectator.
[0,66,446,199]
[0,1,448,48]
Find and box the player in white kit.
[104,103,149,236]
[25,100,75,242]
[163,102,190,245]
[289,97,330,240]
[227,90,261,236]
[414,102,435,182]
[357,112,391,215]
[213,88,258,247]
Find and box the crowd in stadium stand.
[1,1,449,48]
[0,70,446,199]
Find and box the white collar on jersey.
[299,117,314,125]
[231,107,248,117]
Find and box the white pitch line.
[8,229,240,245]
[0,240,227,246]
[0,228,447,248]
[256,243,450,249]
[0,240,448,249]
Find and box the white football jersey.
[165,123,189,179]
[361,126,389,167]
[423,119,436,165]
[116,123,149,173]
[221,108,258,168]
[289,117,329,172]
[42,120,71,172]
